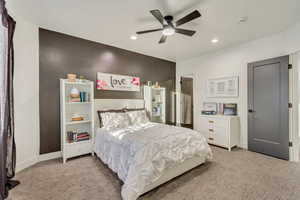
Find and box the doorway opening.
[180,76,194,129]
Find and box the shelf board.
[66,102,91,105]
[65,140,91,146]
[66,120,91,125]
[65,81,91,85]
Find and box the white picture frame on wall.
[206,76,239,97]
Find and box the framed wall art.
[97,72,140,91]
[206,76,239,97]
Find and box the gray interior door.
[248,56,289,160]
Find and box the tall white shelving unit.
[144,85,166,123]
[60,79,94,163]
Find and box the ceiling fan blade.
[150,9,165,25]
[175,10,201,27]
[136,28,163,34]
[159,35,167,44]
[175,28,196,36]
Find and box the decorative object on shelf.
[79,91,87,102]
[70,87,80,98]
[207,76,239,97]
[201,110,216,115]
[144,85,166,123]
[60,79,94,163]
[69,88,90,103]
[69,87,81,102]
[71,113,84,121]
[79,75,87,82]
[154,82,160,88]
[152,106,161,117]
[218,103,224,115]
[67,74,77,82]
[223,103,237,116]
[147,81,152,86]
[202,102,217,115]
[97,72,140,91]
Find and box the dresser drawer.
[207,118,228,128]
[199,117,228,132]
[206,133,216,145]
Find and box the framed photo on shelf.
[206,76,239,98]
[203,102,218,112]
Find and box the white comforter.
[95,122,212,200]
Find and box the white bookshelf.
[60,79,94,163]
[144,85,166,123]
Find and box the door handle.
[248,109,255,113]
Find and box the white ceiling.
[8,0,300,61]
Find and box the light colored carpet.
[8,146,300,200]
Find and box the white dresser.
[199,115,240,151]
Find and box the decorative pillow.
[127,110,149,125]
[97,109,124,128]
[100,112,131,130]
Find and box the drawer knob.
[208,137,214,140]
[209,121,214,123]
[209,129,214,132]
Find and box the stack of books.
[67,131,90,143]
[70,97,81,102]
[76,132,90,142]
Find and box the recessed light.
[130,35,137,40]
[211,38,219,43]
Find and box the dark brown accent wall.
[39,28,176,154]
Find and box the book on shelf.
[76,137,90,142]
[70,97,81,103]
[67,131,90,143]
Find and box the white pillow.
[127,110,149,125]
[100,112,131,130]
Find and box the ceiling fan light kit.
[136,9,201,44]
[162,26,175,36]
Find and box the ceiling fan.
[136,9,201,44]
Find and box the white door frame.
[289,52,299,162]
[177,74,195,127]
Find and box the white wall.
[12,18,39,172]
[177,22,300,149]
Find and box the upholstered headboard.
[94,99,145,128]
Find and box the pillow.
[100,112,131,130]
[97,109,125,128]
[127,110,149,125]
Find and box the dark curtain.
[0,0,17,199]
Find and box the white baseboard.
[15,151,62,173]
[39,151,62,162]
[16,156,38,173]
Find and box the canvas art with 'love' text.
[97,72,140,91]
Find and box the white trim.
[39,151,62,162]
[289,52,299,162]
[177,74,195,126]
[16,156,38,173]
[15,152,62,173]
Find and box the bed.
[93,99,212,200]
